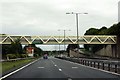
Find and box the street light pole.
[59,36,60,54]
[58,29,71,52]
[64,30,65,51]
[66,12,88,44]
[66,12,88,58]
[76,13,79,44]
[58,29,61,55]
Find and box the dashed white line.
[38,67,45,68]
[51,60,62,72]
[68,78,72,80]
[51,60,55,65]
[59,69,62,71]
[72,67,78,69]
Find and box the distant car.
[43,54,48,59]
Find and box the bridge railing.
[56,57,120,74]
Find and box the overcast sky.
[0,0,120,50]
[0,0,119,36]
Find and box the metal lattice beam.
[0,35,117,45]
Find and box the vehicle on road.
[43,54,48,59]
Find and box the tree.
[84,28,99,35]
[107,23,120,35]
[10,39,23,54]
[2,44,11,59]
[98,27,107,35]
[2,38,23,59]
[34,47,43,57]
[84,22,120,54]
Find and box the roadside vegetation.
[2,38,43,60]
[84,22,120,56]
[1,58,36,74]
[1,37,43,74]
[66,22,120,58]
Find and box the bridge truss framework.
[0,35,117,45]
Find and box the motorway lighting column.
[66,12,88,44]
[58,30,61,55]
[58,29,71,51]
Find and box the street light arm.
[84,13,88,14]
[66,12,70,14]
[66,12,88,44]
[58,29,60,31]
[66,12,88,14]
[66,12,74,14]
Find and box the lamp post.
[58,29,71,52]
[58,29,61,55]
[66,12,88,44]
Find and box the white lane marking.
[38,67,45,68]
[51,60,62,72]
[68,78,72,80]
[59,69,62,71]
[51,60,55,65]
[62,59,120,76]
[0,59,39,80]
[72,67,78,69]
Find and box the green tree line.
[84,22,120,54]
[2,38,43,59]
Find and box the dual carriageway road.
[2,57,120,80]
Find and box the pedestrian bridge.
[0,35,117,45]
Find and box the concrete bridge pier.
[95,44,119,58]
[94,36,120,58]
[117,36,120,58]
[111,45,117,58]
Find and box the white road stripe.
[51,60,62,72]
[68,78,72,80]
[51,60,55,65]
[0,59,39,80]
[38,67,45,68]
[72,67,78,69]
[59,69,62,71]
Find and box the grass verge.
[1,58,37,74]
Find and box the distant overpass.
[0,35,117,45]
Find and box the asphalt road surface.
[2,57,120,80]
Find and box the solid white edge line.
[57,58,120,76]
[1,59,39,80]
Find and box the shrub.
[6,54,17,59]
[20,54,28,58]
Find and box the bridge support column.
[102,45,113,57]
[117,36,120,58]
[95,44,117,58]
[111,45,117,58]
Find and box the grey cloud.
[1,0,119,51]
[1,0,119,36]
